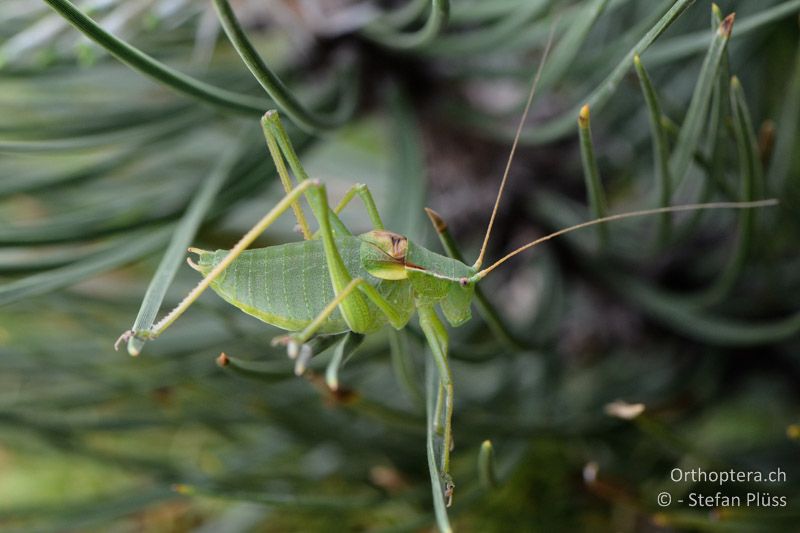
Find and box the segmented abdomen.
[198,237,373,333]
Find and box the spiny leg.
[262,111,343,232]
[418,304,455,505]
[261,111,351,239]
[261,113,312,240]
[116,179,321,353]
[262,114,383,337]
[310,181,385,239]
[333,183,385,230]
[273,276,410,374]
[261,111,351,242]
[272,277,367,375]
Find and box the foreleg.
[273,276,411,374]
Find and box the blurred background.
[1,0,799,531]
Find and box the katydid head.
[359,229,478,327]
[360,230,409,280]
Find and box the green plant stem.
[603,271,800,347]
[173,483,378,509]
[0,228,172,306]
[386,82,427,237]
[380,0,430,28]
[41,0,268,115]
[769,20,800,192]
[362,0,450,50]
[522,0,694,143]
[216,353,293,383]
[0,113,203,196]
[703,9,731,204]
[420,0,545,56]
[211,0,357,132]
[425,361,453,533]
[677,76,761,309]
[389,329,424,407]
[478,440,498,489]
[633,54,671,245]
[0,110,203,153]
[647,0,800,65]
[577,105,609,246]
[126,139,244,356]
[669,13,733,190]
[690,76,760,307]
[325,332,364,391]
[539,0,610,89]
[659,114,737,199]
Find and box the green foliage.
[1,1,799,531]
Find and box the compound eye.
[368,230,408,260]
[459,277,469,287]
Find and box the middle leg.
[262,110,377,332]
[261,113,313,239]
[272,274,412,376]
[333,183,385,230]
[274,276,412,350]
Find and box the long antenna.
[473,23,558,269]
[473,200,779,279]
